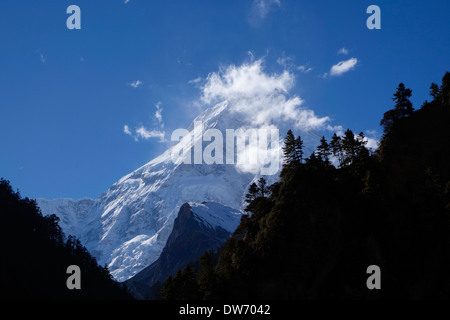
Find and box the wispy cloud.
[276,55,294,68]
[124,125,165,142]
[123,125,132,136]
[36,50,46,64]
[128,80,143,88]
[124,0,130,4]
[337,47,349,55]
[188,77,202,85]
[124,103,166,142]
[253,0,281,19]
[135,127,165,142]
[154,102,164,128]
[277,54,314,75]
[249,0,281,26]
[297,65,313,73]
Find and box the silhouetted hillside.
[162,71,450,300]
[0,179,132,299]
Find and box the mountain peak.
[37,74,328,281]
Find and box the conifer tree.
[283,130,297,164]
[245,178,268,213]
[316,136,331,164]
[430,83,440,99]
[294,136,304,164]
[380,83,414,133]
[440,72,450,106]
[244,182,260,213]
[245,183,260,204]
[342,129,357,166]
[257,177,268,198]
[355,132,369,155]
[283,130,304,166]
[393,83,414,116]
[330,133,344,166]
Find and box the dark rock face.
[125,203,231,299]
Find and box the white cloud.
[201,59,330,131]
[129,80,143,88]
[135,127,165,142]
[297,65,313,73]
[247,51,256,61]
[327,124,345,137]
[124,102,166,143]
[364,130,380,150]
[188,77,202,85]
[197,58,345,176]
[124,0,130,4]
[276,55,294,68]
[337,47,349,55]
[123,125,132,136]
[202,59,292,104]
[329,58,358,77]
[365,136,379,150]
[154,102,164,127]
[124,125,166,143]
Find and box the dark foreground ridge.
[0,179,132,300]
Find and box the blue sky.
[0,0,449,200]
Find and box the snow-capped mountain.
[37,101,323,282]
[37,102,254,281]
[37,61,329,282]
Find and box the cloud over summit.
[200,59,330,131]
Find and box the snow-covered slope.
[189,201,242,233]
[36,198,95,237]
